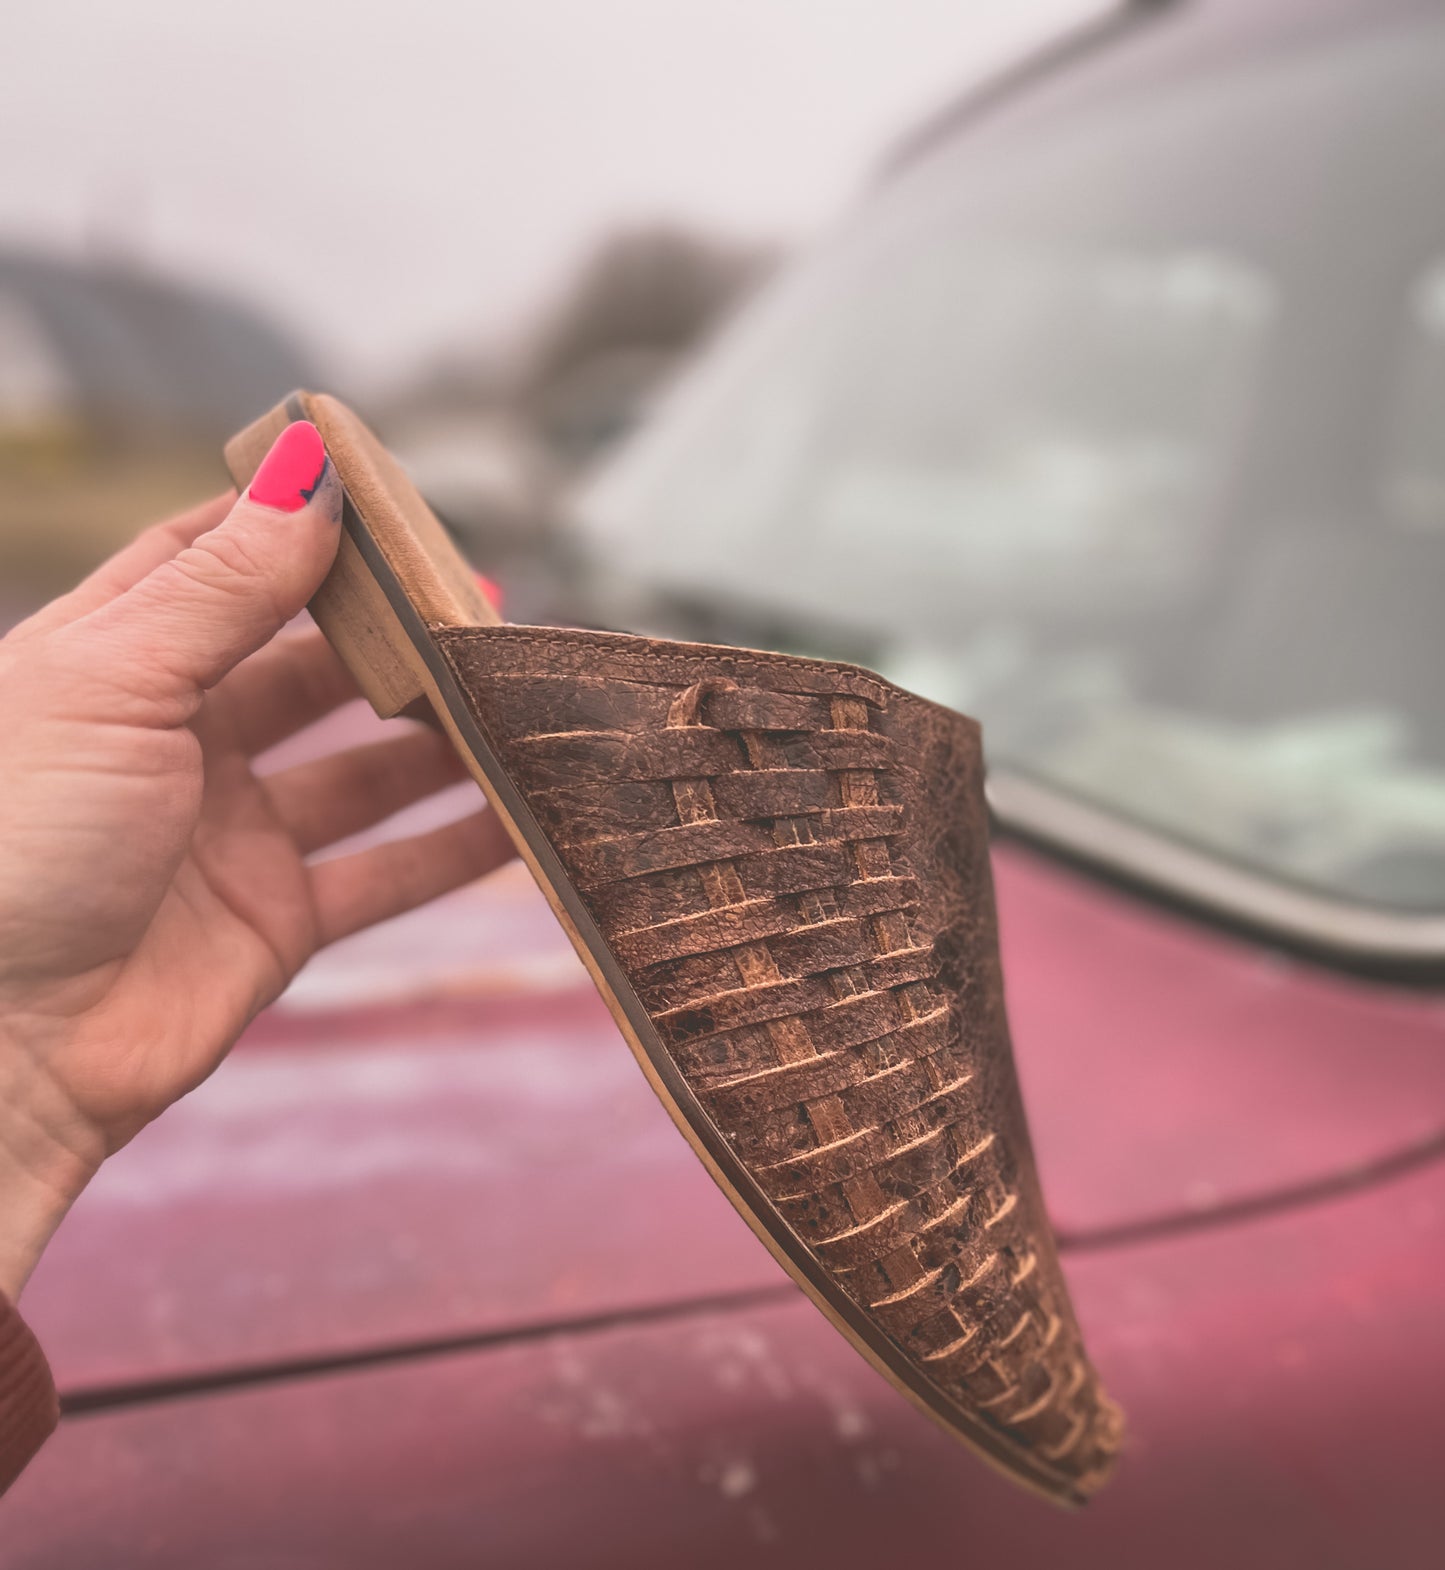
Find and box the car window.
[1384,260,1445,533]
[579,9,1445,914]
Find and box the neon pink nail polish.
[475,571,504,616]
[248,421,328,513]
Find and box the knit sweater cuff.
[0,1293,57,1496]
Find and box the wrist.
[0,1149,88,1303]
[0,1033,101,1301]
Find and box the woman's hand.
[0,422,514,1300]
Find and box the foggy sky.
[2,0,1096,391]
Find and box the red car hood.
[22,820,1445,1397]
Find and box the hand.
[0,423,514,1299]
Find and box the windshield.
[578,5,1445,915]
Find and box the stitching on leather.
[434,622,891,694]
[432,623,982,739]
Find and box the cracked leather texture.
[436,623,1121,1496]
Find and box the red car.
[7,0,1445,1563]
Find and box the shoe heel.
[308,534,428,717]
[224,391,498,719]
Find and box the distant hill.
[0,249,318,441]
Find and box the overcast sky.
[3,0,1097,391]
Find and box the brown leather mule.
[226,393,1122,1503]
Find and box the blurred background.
[0,0,1093,611]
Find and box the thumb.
[83,422,342,712]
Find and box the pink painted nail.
[248,421,329,513]
[475,571,504,616]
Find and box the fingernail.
[474,571,504,616]
[248,421,329,513]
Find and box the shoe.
[226,393,1123,1503]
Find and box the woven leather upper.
[437,623,1121,1497]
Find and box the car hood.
[24,835,1445,1395]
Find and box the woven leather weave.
[437,623,1121,1496]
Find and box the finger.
[12,493,234,640]
[219,626,361,757]
[264,724,468,855]
[74,422,342,722]
[310,809,517,947]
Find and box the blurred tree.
[521,226,777,463]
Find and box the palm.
[1,618,505,1160]
[0,476,512,1299]
[102,698,325,1130]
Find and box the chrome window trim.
[986,768,1445,974]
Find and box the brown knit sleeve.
[0,1293,58,1496]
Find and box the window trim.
[988,767,1445,983]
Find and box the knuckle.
[159,528,285,622]
[171,534,253,592]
